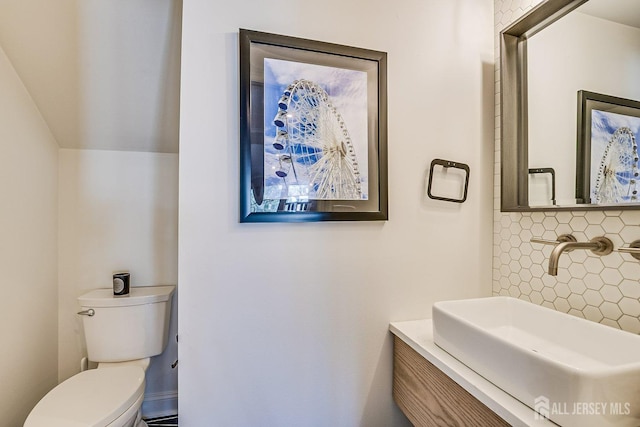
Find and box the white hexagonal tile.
[555,211,572,224]
[530,264,545,279]
[509,260,521,273]
[569,216,588,232]
[500,228,512,240]
[542,217,558,231]
[509,247,522,259]
[600,268,623,286]
[567,293,587,311]
[509,221,522,234]
[531,223,545,237]
[500,277,511,290]
[567,263,587,279]
[529,290,544,304]
[601,217,624,234]
[554,282,571,299]
[542,274,557,288]
[509,234,523,247]
[554,223,573,236]
[568,249,588,264]
[601,318,621,329]
[599,302,623,321]
[567,277,587,295]
[601,252,623,269]
[500,252,511,264]
[554,297,570,313]
[519,229,533,243]
[500,215,512,227]
[530,251,545,265]
[583,289,604,306]
[584,257,605,274]
[493,281,501,293]
[619,261,640,279]
[619,227,640,245]
[556,268,572,284]
[530,277,544,291]
[500,264,510,276]
[585,224,605,238]
[519,256,533,269]
[519,242,533,256]
[585,211,605,225]
[618,315,640,334]
[509,286,521,298]
[509,272,521,286]
[603,210,622,217]
[619,279,640,299]
[568,308,585,319]
[520,216,533,230]
[519,269,533,283]
[584,273,604,290]
[619,210,640,226]
[582,305,604,323]
[541,301,555,310]
[541,286,557,302]
[531,212,545,223]
[600,284,623,303]
[517,279,532,294]
[619,297,640,317]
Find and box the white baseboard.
[141,390,178,419]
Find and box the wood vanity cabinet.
[392,337,510,427]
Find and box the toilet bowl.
[24,365,146,427]
[24,285,175,427]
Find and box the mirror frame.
[500,0,593,211]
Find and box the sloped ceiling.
[578,0,640,30]
[0,0,182,153]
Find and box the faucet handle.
[616,240,640,261]
[531,234,577,246]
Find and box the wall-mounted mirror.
[500,0,640,211]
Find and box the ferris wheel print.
[271,79,363,200]
[593,126,639,204]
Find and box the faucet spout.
[547,237,613,276]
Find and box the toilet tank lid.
[78,285,175,307]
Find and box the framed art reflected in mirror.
[576,91,640,206]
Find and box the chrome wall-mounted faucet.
[531,234,614,276]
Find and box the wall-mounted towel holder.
[427,158,470,203]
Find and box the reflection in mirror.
[500,0,640,211]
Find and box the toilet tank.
[78,285,175,362]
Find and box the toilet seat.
[24,366,145,427]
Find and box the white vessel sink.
[433,296,640,427]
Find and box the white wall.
[179,1,494,425]
[528,11,640,205]
[0,45,59,425]
[58,149,179,416]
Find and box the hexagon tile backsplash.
[493,0,640,334]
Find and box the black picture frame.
[576,90,640,205]
[239,29,388,222]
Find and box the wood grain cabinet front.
[393,336,510,427]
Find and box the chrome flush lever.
[77,309,95,317]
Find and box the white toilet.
[24,285,176,427]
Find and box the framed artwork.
[576,90,640,205]
[239,29,388,222]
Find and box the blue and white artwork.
[262,58,368,204]
[590,109,640,203]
